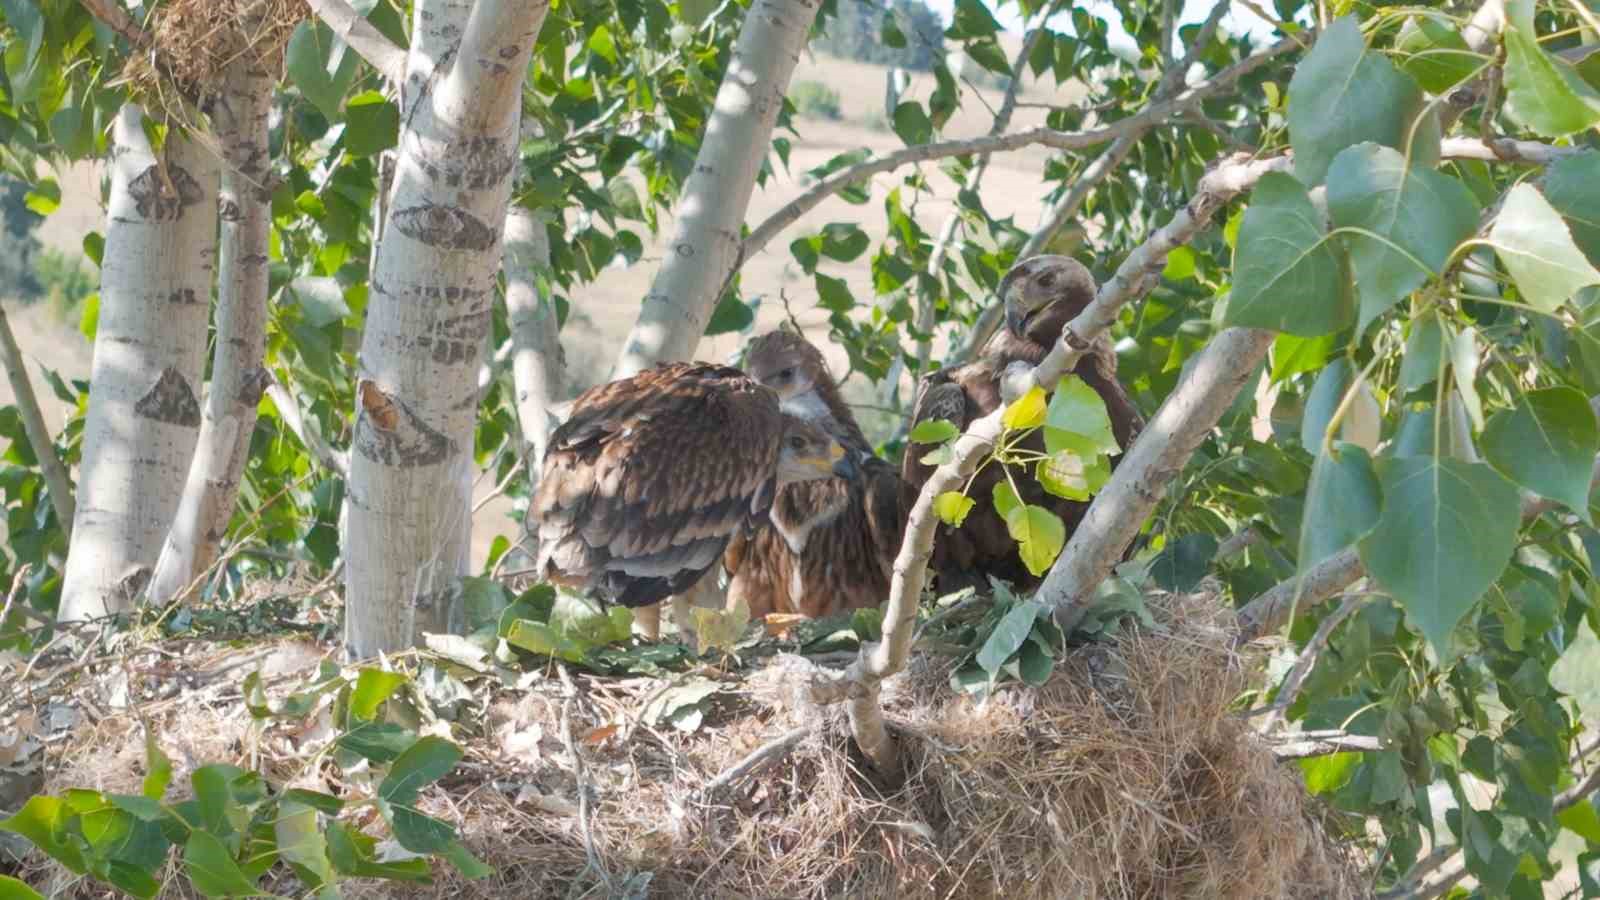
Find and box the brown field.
[0,43,1082,567]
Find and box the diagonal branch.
[0,306,75,534]
[304,0,409,88]
[265,378,349,480]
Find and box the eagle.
[721,328,905,620]
[531,361,860,615]
[902,255,1145,595]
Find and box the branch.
[0,306,75,534]
[696,725,814,801]
[304,0,409,88]
[741,31,1303,265]
[76,0,203,111]
[1268,732,1383,759]
[1438,0,1507,132]
[1237,455,1600,642]
[1438,135,1576,166]
[265,378,349,480]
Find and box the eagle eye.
[1037,272,1057,288]
[788,434,806,450]
[777,367,794,381]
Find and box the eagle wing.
[534,363,781,607]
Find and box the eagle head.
[1001,255,1097,346]
[745,326,829,403]
[775,414,860,485]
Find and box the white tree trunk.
[59,105,219,621]
[343,0,548,657]
[147,57,274,605]
[503,207,562,467]
[610,0,821,379]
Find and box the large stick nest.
[4,588,1367,899]
[119,0,309,106]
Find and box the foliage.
[812,0,945,71]
[789,80,843,120]
[0,175,42,300]
[33,247,93,316]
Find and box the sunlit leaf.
[1502,0,1600,136]
[910,419,959,444]
[1489,183,1600,312]
[1005,504,1066,577]
[935,491,975,526]
[1002,386,1047,430]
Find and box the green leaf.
[1150,534,1219,592]
[336,721,417,763]
[1325,143,1479,329]
[1559,800,1600,844]
[289,276,351,328]
[992,480,1021,522]
[1299,443,1381,572]
[965,39,1012,76]
[1,796,86,874]
[891,101,932,147]
[23,178,58,215]
[1502,0,1600,136]
[948,0,1002,39]
[1002,386,1047,430]
[1044,375,1120,455]
[276,795,334,889]
[325,821,432,881]
[143,730,172,801]
[910,419,959,444]
[704,294,755,336]
[1482,387,1599,522]
[1300,752,1362,794]
[976,599,1044,676]
[350,668,407,721]
[1036,450,1108,501]
[183,830,260,898]
[379,736,463,805]
[343,90,398,156]
[1271,332,1337,383]
[1358,457,1522,653]
[1395,15,1480,94]
[442,840,494,879]
[382,803,456,854]
[935,491,975,526]
[1287,16,1435,187]
[1301,358,1353,450]
[78,291,99,341]
[1224,173,1354,336]
[1397,315,1450,393]
[1006,504,1066,577]
[0,876,46,900]
[1489,183,1600,312]
[814,273,855,313]
[286,21,359,121]
[1542,150,1600,268]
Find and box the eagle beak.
[830,445,860,482]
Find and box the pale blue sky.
[920,0,1280,52]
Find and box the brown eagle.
[721,328,905,620]
[902,255,1145,595]
[532,361,860,612]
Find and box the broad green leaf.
[935,491,975,526]
[976,599,1043,676]
[704,295,755,336]
[286,21,359,121]
[0,876,45,900]
[910,419,959,444]
[1300,751,1362,794]
[350,668,407,721]
[1037,450,1108,501]
[948,0,1002,38]
[1299,443,1381,572]
[1558,800,1600,844]
[1398,315,1450,393]
[143,730,172,801]
[325,821,432,881]
[1358,457,1521,653]
[382,802,456,854]
[814,273,855,313]
[379,736,463,805]
[891,101,932,147]
[1044,375,1119,455]
[1006,504,1066,577]
[1002,386,1047,430]
[1482,387,1599,522]
[442,840,494,879]
[966,39,1012,77]
[183,830,260,898]
[1489,183,1600,312]
[1224,173,1354,335]
[1150,534,1219,592]
[289,276,351,328]
[23,178,58,215]
[276,795,334,889]
[1395,15,1481,93]
[1325,143,1479,328]
[1543,150,1600,267]
[1271,332,1337,383]
[1301,358,1353,450]
[1502,0,1600,136]
[1287,16,1435,187]
[336,721,417,763]
[1,796,86,873]
[992,481,1021,522]
[343,91,398,156]
[1452,328,1484,430]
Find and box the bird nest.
[118,0,309,107]
[5,589,1367,899]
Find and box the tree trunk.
[503,206,562,468]
[147,57,274,605]
[343,0,548,657]
[0,305,75,534]
[59,105,219,622]
[610,0,822,380]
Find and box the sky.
[920,0,1281,54]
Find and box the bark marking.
[353,380,454,467]
[127,164,206,221]
[391,202,497,251]
[135,367,203,427]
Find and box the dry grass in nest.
[121,0,309,106]
[12,591,1366,899]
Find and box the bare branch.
[0,306,75,534]
[1261,591,1366,730]
[77,0,149,50]
[304,0,408,88]
[1438,135,1578,166]
[696,725,815,801]
[1438,0,1507,132]
[1268,732,1383,759]
[741,32,1302,265]
[265,378,349,481]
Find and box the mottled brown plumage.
[902,255,1145,595]
[723,328,905,620]
[533,361,858,610]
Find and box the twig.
[471,458,522,514]
[1214,527,1260,562]
[0,306,75,533]
[696,725,814,801]
[560,694,611,893]
[264,377,350,480]
[1438,0,1507,132]
[1439,135,1578,166]
[0,566,32,632]
[1268,732,1383,759]
[303,0,409,88]
[740,31,1303,264]
[1261,591,1366,730]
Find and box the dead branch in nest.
[695,724,816,802]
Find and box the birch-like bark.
[59,105,219,621]
[503,207,563,467]
[0,305,75,533]
[342,0,548,657]
[147,55,275,605]
[1038,327,1275,631]
[610,0,822,380]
